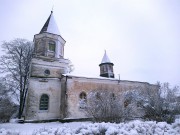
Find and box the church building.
[25,11,157,121]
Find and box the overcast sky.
[0,0,180,86]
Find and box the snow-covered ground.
[0,119,180,135]
[0,121,90,135]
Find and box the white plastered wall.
[25,78,61,120]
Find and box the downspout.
[60,75,68,119]
[23,56,33,120]
[64,75,68,118]
[118,74,120,84]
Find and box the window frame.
[48,41,56,52]
[39,94,49,111]
[79,92,87,100]
[79,92,87,109]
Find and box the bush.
[0,97,18,123]
[85,90,124,123]
[0,128,20,135]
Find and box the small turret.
[99,51,114,78]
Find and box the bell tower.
[31,11,70,77]
[25,11,70,120]
[99,51,114,78]
[34,11,65,59]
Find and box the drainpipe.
[61,75,68,119]
[118,74,120,84]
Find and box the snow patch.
[0,120,180,135]
[46,13,60,35]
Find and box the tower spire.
[101,50,111,64]
[39,11,60,35]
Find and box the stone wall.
[64,75,158,119]
[25,78,61,120]
[34,33,65,59]
[30,58,70,78]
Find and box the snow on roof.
[63,73,118,81]
[63,73,154,85]
[101,50,112,64]
[40,11,60,35]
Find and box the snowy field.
[0,121,90,135]
[0,119,180,135]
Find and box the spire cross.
[51,0,55,12]
[52,5,54,12]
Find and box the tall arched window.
[39,94,49,110]
[96,92,100,99]
[48,41,56,52]
[79,92,87,109]
[111,93,116,100]
[124,100,130,108]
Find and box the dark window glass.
[111,93,116,100]
[124,100,130,108]
[79,92,87,100]
[79,92,87,109]
[44,69,50,76]
[49,41,55,52]
[39,94,49,110]
[96,92,100,99]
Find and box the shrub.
[0,97,18,123]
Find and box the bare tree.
[122,90,145,121]
[0,39,33,119]
[84,82,180,123]
[0,78,8,98]
[67,61,74,73]
[85,90,124,123]
[138,82,180,123]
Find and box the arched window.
[79,92,87,109]
[79,92,87,100]
[124,100,130,108]
[96,92,100,99]
[111,93,116,100]
[48,41,56,52]
[39,94,49,110]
